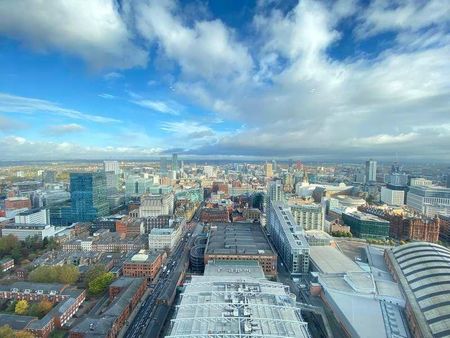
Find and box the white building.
[407,185,450,217]
[290,203,325,231]
[203,165,215,178]
[2,224,56,240]
[148,226,182,251]
[14,209,49,225]
[381,187,405,206]
[409,177,433,187]
[268,201,310,275]
[103,161,120,175]
[139,193,174,217]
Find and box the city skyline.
[0,0,449,161]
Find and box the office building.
[267,180,283,203]
[385,242,450,338]
[204,223,277,277]
[172,153,178,171]
[407,185,450,217]
[342,211,390,239]
[148,226,182,251]
[139,193,174,217]
[167,260,311,338]
[125,175,152,197]
[103,160,120,175]
[365,159,377,182]
[123,250,163,282]
[70,172,109,222]
[290,202,325,231]
[264,162,273,177]
[2,224,56,240]
[381,186,405,206]
[14,208,49,225]
[105,171,119,194]
[268,201,310,275]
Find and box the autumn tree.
[29,264,79,284]
[83,264,106,288]
[16,331,35,338]
[15,300,29,315]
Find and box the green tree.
[84,264,107,287]
[58,264,80,284]
[15,300,29,315]
[0,325,14,338]
[89,272,115,295]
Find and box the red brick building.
[359,206,440,242]
[200,207,229,223]
[5,197,31,210]
[69,277,146,338]
[116,216,144,238]
[123,251,164,282]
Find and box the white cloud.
[0,0,147,69]
[98,93,116,99]
[356,0,450,38]
[133,0,253,81]
[132,99,181,116]
[46,123,85,136]
[0,93,120,123]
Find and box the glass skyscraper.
[70,172,109,222]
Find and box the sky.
[0,0,449,162]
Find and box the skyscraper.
[365,159,377,182]
[70,172,109,222]
[172,153,178,171]
[103,161,119,175]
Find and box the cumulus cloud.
[46,123,85,136]
[0,0,147,69]
[0,93,120,123]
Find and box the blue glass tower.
[70,172,109,222]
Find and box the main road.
[124,217,202,338]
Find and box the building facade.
[268,201,310,275]
[407,185,450,217]
[342,211,390,240]
[290,203,325,231]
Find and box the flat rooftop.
[167,261,311,338]
[205,222,275,256]
[310,246,363,274]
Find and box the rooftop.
[167,261,311,338]
[205,222,275,256]
[309,246,363,274]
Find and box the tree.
[58,264,80,284]
[84,265,107,288]
[88,272,115,295]
[29,264,79,284]
[0,325,14,338]
[15,300,29,315]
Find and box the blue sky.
[0,0,449,161]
